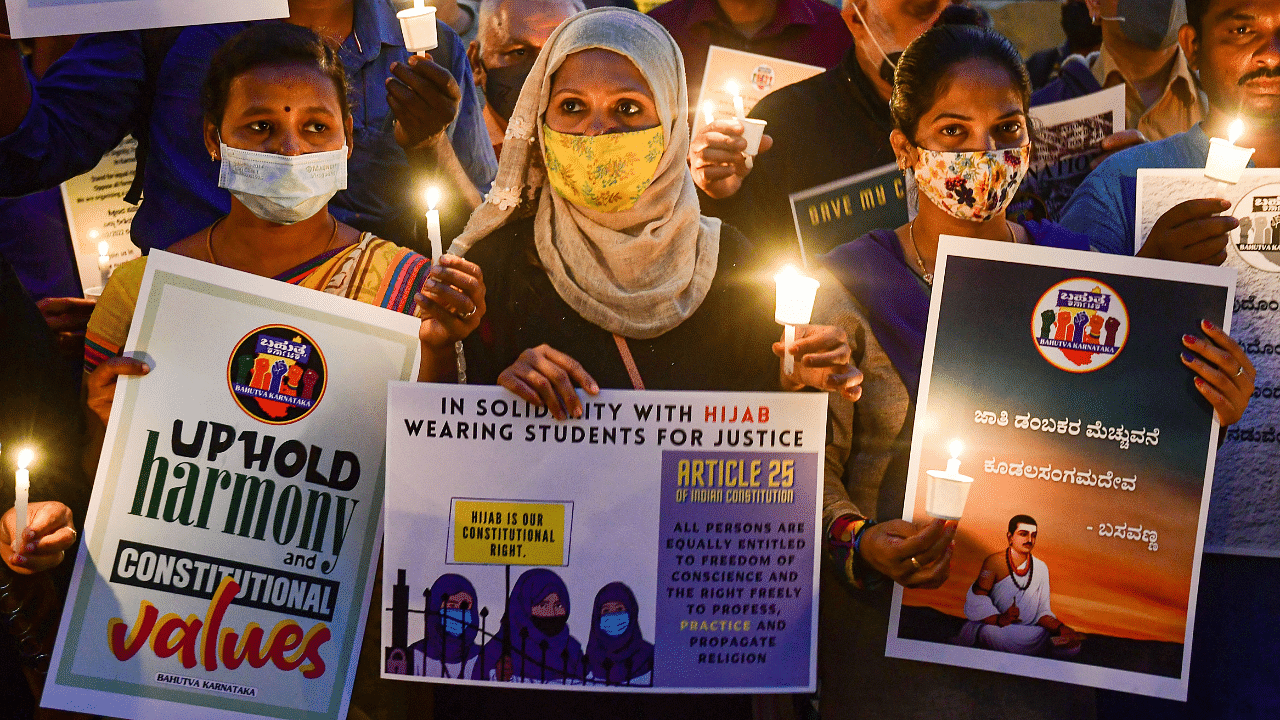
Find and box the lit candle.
[13,448,33,554]
[1204,117,1255,186]
[773,265,821,376]
[925,440,974,520]
[701,100,715,127]
[724,80,745,121]
[425,186,442,263]
[97,240,112,288]
[397,0,438,57]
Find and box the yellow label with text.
[452,500,567,566]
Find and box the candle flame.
[724,80,739,97]
[774,264,800,281]
[1229,117,1244,144]
[98,240,110,256]
[702,100,715,125]
[88,229,99,240]
[948,439,963,459]
[425,186,441,210]
[17,448,34,469]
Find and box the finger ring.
[1236,365,1245,377]
[909,556,922,571]
[456,306,475,320]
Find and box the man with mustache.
[1061,2,1280,718]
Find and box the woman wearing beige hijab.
[449,7,861,416]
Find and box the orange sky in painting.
[902,434,1200,645]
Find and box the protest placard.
[692,46,822,136]
[1015,85,1126,221]
[5,0,287,38]
[788,163,907,263]
[60,137,140,296]
[42,251,420,720]
[382,384,825,692]
[885,236,1233,701]
[1137,168,1280,556]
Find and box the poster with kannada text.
[886,237,1233,701]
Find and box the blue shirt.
[1059,123,1233,255]
[0,0,496,251]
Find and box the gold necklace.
[907,219,1017,286]
[206,215,339,267]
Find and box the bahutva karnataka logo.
[1031,277,1128,373]
[226,325,327,424]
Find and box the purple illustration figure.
[1072,311,1088,344]
[301,369,320,400]
[1055,310,1072,341]
[1104,316,1121,346]
[269,360,288,394]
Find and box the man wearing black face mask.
[690,0,950,267]
[469,0,584,160]
[1035,0,1206,142]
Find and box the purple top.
[821,221,1091,400]
[648,0,851,99]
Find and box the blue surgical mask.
[599,611,629,637]
[218,141,348,225]
[443,608,471,637]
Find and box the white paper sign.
[5,0,288,39]
[1021,85,1127,220]
[43,251,421,720]
[1136,168,1280,556]
[60,136,141,294]
[693,46,822,136]
[382,384,826,693]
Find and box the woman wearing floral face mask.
[81,24,486,467]
[448,7,861,420]
[810,24,1253,720]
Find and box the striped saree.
[85,233,429,372]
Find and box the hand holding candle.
[425,186,443,263]
[774,265,820,376]
[12,448,33,554]
[397,0,438,56]
[925,440,973,520]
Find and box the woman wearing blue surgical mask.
[82,24,486,458]
[409,573,483,679]
[584,581,653,686]
[446,7,861,421]
[811,24,1252,720]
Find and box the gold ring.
[909,556,922,571]
[1237,365,1246,377]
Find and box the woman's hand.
[857,518,956,589]
[497,345,599,421]
[774,325,864,401]
[85,356,150,429]
[1183,319,1254,426]
[416,255,485,382]
[688,118,772,200]
[0,501,76,574]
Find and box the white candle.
[724,80,745,121]
[774,265,820,376]
[397,0,438,56]
[97,240,112,288]
[13,448,33,554]
[925,440,973,520]
[1204,117,1255,186]
[701,100,715,127]
[425,186,442,263]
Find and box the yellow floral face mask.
[541,124,665,213]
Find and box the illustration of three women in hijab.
[408,568,654,686]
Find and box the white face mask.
[218,142,348,225]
